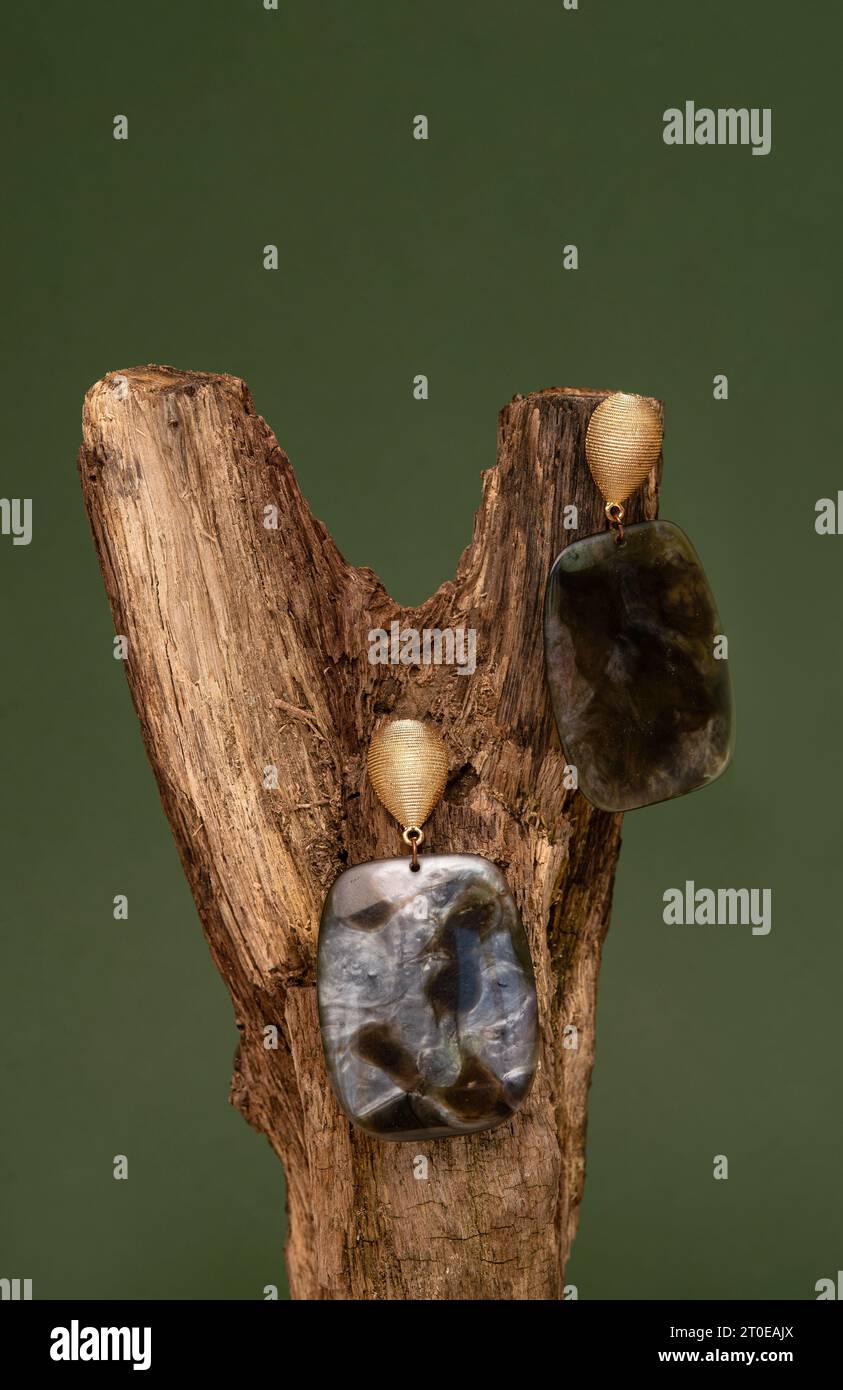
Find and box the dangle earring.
[317,719,538,1141]
[543,392,734,813]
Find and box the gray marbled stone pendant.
[317,853,538,1141]
[544,519,733,812]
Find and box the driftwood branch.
[78,366,661,1300]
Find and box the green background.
[2,0,840,1300]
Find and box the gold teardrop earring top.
[367,719,448,833]
[585,392,663,511]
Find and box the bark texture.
[78,366,661,1300]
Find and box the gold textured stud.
[585,391,663,535]
[367,718,448,868]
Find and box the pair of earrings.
[317,391,734,1141]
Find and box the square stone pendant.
[317,854,538,1141]
[544,520,734,812]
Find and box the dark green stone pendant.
[544,519,733,812]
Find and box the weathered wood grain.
[78,366,661,1300]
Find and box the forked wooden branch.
[78,366,661,1300]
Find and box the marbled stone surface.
[544,520,733,812]
[317,854,538,1141]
